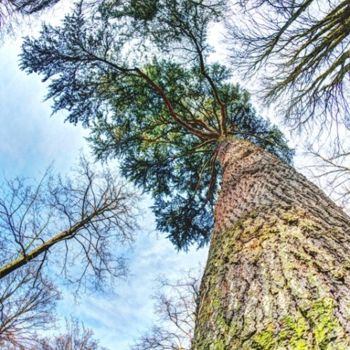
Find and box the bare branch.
[0,156,139,290]
[228,0,350,130]
[0,269,59,349]
[131,270,201,350]
[305,139,350,212]
[33,317,109,350]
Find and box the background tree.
[20,0,350,348]
[303,137,350,208]
[0,270,58,349]
[132,271,200,350]
[0,158,136,348]
[0,316,108,350]
[33,317,109,350]
[228,0,350,130]
[0,158,138,289]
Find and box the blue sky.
[0,42,86,178]
[0,9,208,350]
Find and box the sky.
[0,6,208,350]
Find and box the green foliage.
[101,0,160,21]
[20,0,294,249]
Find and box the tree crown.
[20,0,293,249]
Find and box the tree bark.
[192,138,350,349]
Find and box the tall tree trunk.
[192,139,350,349]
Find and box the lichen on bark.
[192,139,350,350]
[193,208,350,349]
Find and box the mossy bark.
[192,139,350,349]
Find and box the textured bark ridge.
[192,139,350,349]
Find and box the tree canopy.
[20,0,293,249]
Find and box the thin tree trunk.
[192,139,350,349]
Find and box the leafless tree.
[0,157,139,290]
[0,158,138,347]
[304,136,350,212]
[227,1,350,221]
[0,269,59,349]
[228,0,350,130]
[131,271,200,350]
[33,317,109,350]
